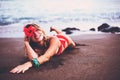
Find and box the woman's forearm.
[37,55,50,65]
[24,42,34,53]
[24,42,50,65]
[24,42,38,60]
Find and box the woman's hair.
[33,24,45,35]
[24,23,49,50]
[24,23,46,38]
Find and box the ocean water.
[0,0,120,37]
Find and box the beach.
[0,0,120,79]
[0,34,120,80]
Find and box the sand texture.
[0,34,120,80]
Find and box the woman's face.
[31,30,44,42]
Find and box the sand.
[0,34,120,80]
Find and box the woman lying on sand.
[10,23,76,73]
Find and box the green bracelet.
[31,58,40,68]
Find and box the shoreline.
[0,30,120,38]
[0,21,120,38]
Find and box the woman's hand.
[10,62,32,74]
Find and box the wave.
[0,11,120,26]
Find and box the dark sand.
[0,34,120,80]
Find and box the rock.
[103,26,120,33]
[62,27,80,34]
[97,23,120,33]
[90,28,95,31]
[65,31,73,34]
[62,27,80,31]
[98,23,110,31]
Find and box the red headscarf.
[23,25,37,37]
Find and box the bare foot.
[50,27,55,32]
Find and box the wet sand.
[0,34,120,80]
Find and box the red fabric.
[23,26,37,37]
[56,34,69,55]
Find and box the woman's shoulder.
[47,35,60,42]
[49,35,59,40]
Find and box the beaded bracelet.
[31,58,40,68]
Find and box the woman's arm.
[10,42,38,74]
[10,37,39,74]
[10,36,60,74]
[24,42,39,60]
[37,36,60,64]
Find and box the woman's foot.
[50,26,55,32]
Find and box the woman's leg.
[50,27,63,34]
[50,27,76,48]
[65,35,76,48]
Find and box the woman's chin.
[37,36,43,41]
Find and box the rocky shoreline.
[62,23,120,34]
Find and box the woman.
[10,24,76,73]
